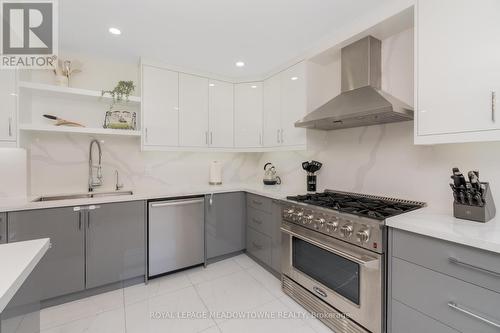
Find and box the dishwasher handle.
[150,198,204,208]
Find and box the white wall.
[257,28,500,214]
[23,51,260,196]
[23,27,500,216]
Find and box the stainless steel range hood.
[295,36,413,130]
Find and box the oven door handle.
[281,227,380,269]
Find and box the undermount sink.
[33,191,134,202]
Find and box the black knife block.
[453,182,496,223]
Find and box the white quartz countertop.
[0,238,50,313]
[386,207,500,254]
[0,183,298,213]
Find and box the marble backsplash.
[27,132,261,196]
[255,121,500,214]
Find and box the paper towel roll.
[209,161,222,185]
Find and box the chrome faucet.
[88,139,103,192]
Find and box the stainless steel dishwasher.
[148,197,205,277]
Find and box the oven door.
[281,222,384,333]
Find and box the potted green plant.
[101,81,135,104]
[101,81,137,130]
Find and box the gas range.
[280,190,425,333]
[281,190,425,253]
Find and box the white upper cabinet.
[179,73,209,147]
[263,62,307,148]
[234,82,263,148]
[142,65,179,147]
[0,70,17,142]
[280,62,307,147]
[416,0,500,144]
[263,74,282,147]
[209,80,234,148]
[141,61,305,151]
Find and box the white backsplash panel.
[0,148,27,199]
[27,132,260,196]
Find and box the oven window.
[292,237,360,305]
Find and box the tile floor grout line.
[122,286,128,333]
[192,281,222,333]
[188,266,245,287]
[123,284,194,308]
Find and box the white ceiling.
[59,0,395,80]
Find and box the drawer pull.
[449,257,500,278]
[252,200,263,206]
[448,302,500,328]
[252,218,263,225]
[252,241,263,250]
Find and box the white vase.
[55,75,68,87]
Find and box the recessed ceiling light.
[251,85,257,89]
[291,76,299,81]
[109,27,121,35]
[209,83,215,87]
[235,61,245,67]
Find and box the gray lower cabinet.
[0,213,6,244]
[245,194,282,274]
[391,300,458,333]
[389,228,500,333]
[205,192,246,260]
[8,207,85,301]
[86,201,146,289]
[7,201,146,302]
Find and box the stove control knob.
[315,218,326,226]
[340,224,353,238]
[326,221,339,232]
[356,228,370,243]
[285,208,294,216]
[305,215,314,223]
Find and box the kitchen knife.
[43,114,84,127]
[468,171,480,192]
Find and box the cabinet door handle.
[448,302,500,328]
[209,193,213,206]
[492,91,496,122]
[210,132,213,145]
[78,212,82,230]
[252,241,263,250]
[280,129,284,144]
[277,129,280,144]
[8,117,12,137]
[449,257,500,278]
[151,199,204,208]
[145,128,148,143]
[205,131,208,145]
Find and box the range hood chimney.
[295,36,413,130]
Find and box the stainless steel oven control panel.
[281,203,384,253]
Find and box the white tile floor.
[40,254,333,333]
